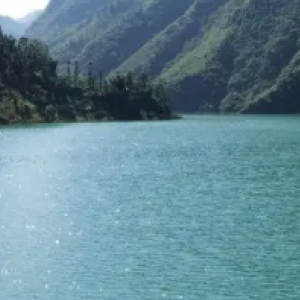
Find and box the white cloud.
[0,0,49,18]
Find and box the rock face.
[26,0,300,113]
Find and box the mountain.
[26,0,300,113]
[18,10,43,26]
[0,16,24,37]
[0,10,42,37]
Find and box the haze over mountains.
[18,10,43,26]
[23,0,300,113]
[0,10,42,37]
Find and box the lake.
[1,116,300,300]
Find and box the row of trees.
[0,27,173,124]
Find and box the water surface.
[1,116,300,299]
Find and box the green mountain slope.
[162,0,300,113]
[27,0,300,113]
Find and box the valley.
[25,0,300,113]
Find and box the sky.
[0,0,50,18]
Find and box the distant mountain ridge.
[18,10,43,26]
[0,15,24,36]
[0,10,42,37]
[26,0,300,113]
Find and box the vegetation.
[0,28,174,124]
[26,0,300,114]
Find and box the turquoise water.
[1,116,300,300]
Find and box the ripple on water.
[1,117,300,300]
[25,225,36,231]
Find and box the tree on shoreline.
[0,27,173,123]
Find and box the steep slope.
[26,0,110,44]
[27,0,300,113]
[161,0,300,113]
[27,0,196,71]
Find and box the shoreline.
[0,113,182,126]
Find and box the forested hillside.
[0,29,173,124]
[26,0,300,113]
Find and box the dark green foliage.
[0,28,173,124]
[92,72,172,121]
[26,0,300,114]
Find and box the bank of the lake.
[1,115,300,300]
[0,30,175,124]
